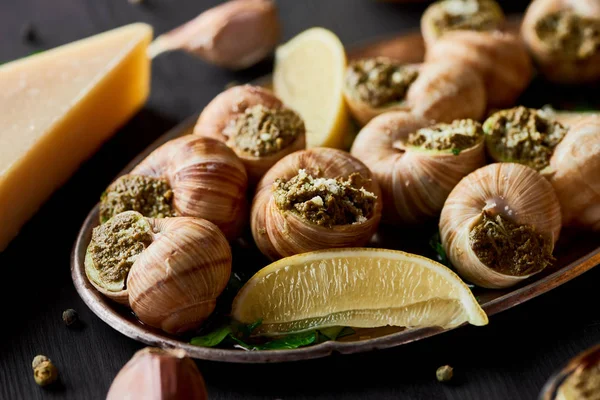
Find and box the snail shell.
[521,0,600,84]
[251,148,383,261]
[548,116,600,230]
[425,30,533,109]
[130,135,248,241]
[343,61,486,126]
[440,163,562,289]
[128,216,232,334]
[351,112,486,224]
[421,0,506,49]
[193,85,306,185]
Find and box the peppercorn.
[62,309,79,327]
[20,22,37,43]
[32,355,58,387]
[436,365,454,382]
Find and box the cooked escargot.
[521,0,600,84]
[440,163,562,289]
[351,112,486,224]
[85,211,231,333]
[343,58,486,126]
[425,30,533,108]
[99,135,248,240]
[421,0,505,48]
[251,148,382,260]
[193,85,306,184]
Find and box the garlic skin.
[351,112,486,224]
[128,217,232,334]
[548,116,600,230]
[440,163,562,289]
[106,347,208,400]
[85,211,231,333]
[425,30,532,109]
[421,0,506,49]
[251,148,382,261]
[194,85,306,184]
[129,135,248,240]
[521,0,600,84]
[148,0,281,70]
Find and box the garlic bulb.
[251,148,382,261]
[194,85,306,184]
[148,0,281,70]
[548,116,600,230]
[343,58,486,126]
[100,135,248,241]
[351,112,486,224]
[425,30,533,108]
[440,163,562,289]
[521,0,600,84]
[106,347,208,400]
[421,0,506,49]
[85,211,231,333]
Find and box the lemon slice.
[273,27,351,149]
[232,248,488,336]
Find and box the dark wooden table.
[1,1,599,399]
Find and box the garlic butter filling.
[273,169,377,227]
[224,104,305,157]
[407,119,483,152]
[345,58,419,108]
[469,212,554,277]
[535,11,600,60]
[432,0,503,35]
[100,174,176,223]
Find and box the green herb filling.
[407,119,483,152]
[535,11,600,60]
[432,0,504,36]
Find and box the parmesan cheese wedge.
[0,23,153,251]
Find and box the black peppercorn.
[20,22,37,43]
[62,309,79,327]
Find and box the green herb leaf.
[337,327,356,339]
[237,319,263,337]
[318,326,345,340]
[451,148,461,156]
[429,232,450,268]
[233,331,317,351]
[190,325,232,347]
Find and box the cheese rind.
[0,23,153,251]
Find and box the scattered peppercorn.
[32,355,58,387]
[436,365,454,382]
[20,22,37,43]
[62,309,79,327]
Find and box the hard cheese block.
[0,23,153,251]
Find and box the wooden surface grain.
[0,1,598,399]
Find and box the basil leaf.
[190,325,232,347]
[451,148,461,156]
[254,331,317,350]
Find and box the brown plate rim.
[71,26,600,363]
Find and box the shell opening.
[223,104,305,157]
[535,10,600,60]
[407,119,483,153]
[483,106,568,171]
[557,351,600,399]
[273,169,377,228]
[100,175,176,223]
[345,58,419,108]
[86,211,154,292]
[430,0,504,36]
[469,212,554,277]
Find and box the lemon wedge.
[273,27,351,149]
[232,248,488,336]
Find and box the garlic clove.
[425,30,533,109]
[148,0,281,70]
[548,115,600,230]
[194,85,307,185]
[439,163,562,289]
[521,0,600,84]
[130,135,249,241]
[251,148,383,261]
[128,217,232,334]
[351,112,487,224]
[106,347,208,400]
[421,0,506,49]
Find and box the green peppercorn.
[436,365,453,383]
[32,355,58,387]
[62,309,79,327]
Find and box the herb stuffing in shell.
[407,119,483,152]
[535,10,600,61]
[483,106,568,171]
[273,169,377,228]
